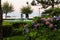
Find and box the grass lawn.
[3,36,25,40]
[3,36,47,40]
[3,20,32,26]
[3,22,13,26]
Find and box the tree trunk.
[21,14,23,19]
[0,0,3,40]
[51,0,54,8]
[26,14,29,19]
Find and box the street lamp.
[39,8,40,17]
[39,7,42,17]
[31,0,43,17]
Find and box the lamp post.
[39,7,42,17]
[39,8,40,17]
[31,0,43,17]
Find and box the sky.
[2,0,45,19]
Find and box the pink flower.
[49,24,54,28]
[47,18,53,21]
[45,21,50,25]
[40,18,46,20]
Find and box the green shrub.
[33,16,41,22]
[3,22,13,26]
[3,25,13,37]
[12,27,23,36]
[28,30,37,40]
[12,22,26,28]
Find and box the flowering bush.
[33,17,60,29]
[11,17,60,40]
[3,17,60,40]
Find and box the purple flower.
[56,17,60,20]
[34,23,39,28]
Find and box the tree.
[42,7,60,17]
[31,0,36,6]
[31,0,60,17]
[0,0,3,40]
[2,2,14,19]
[31,0,60,8]
[21,6,33,19]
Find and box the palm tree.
[0,0,3,40]
[2,2,14,19]
[21,6,33,19]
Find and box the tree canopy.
[31,0,60,8]
[2,2,13,13]
[2,2,14,18]
[42,7,60,17]
[21,6,32,14]
[21,6,33,19]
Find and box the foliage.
[29,30,37,38]
[2,2,14,13]
[21,6,32,14]
[33,16,41,23]
[3,22,13,26]
[3,36,25,40]
[2,2,14,18]
[31,0,60,8]
[12,22,26,28]
[31,0,36,6]
[3,25,13,37]
[21,6,33,19]
[12,27,24,36]
[3,17,60,40]
[42,7,60,17]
